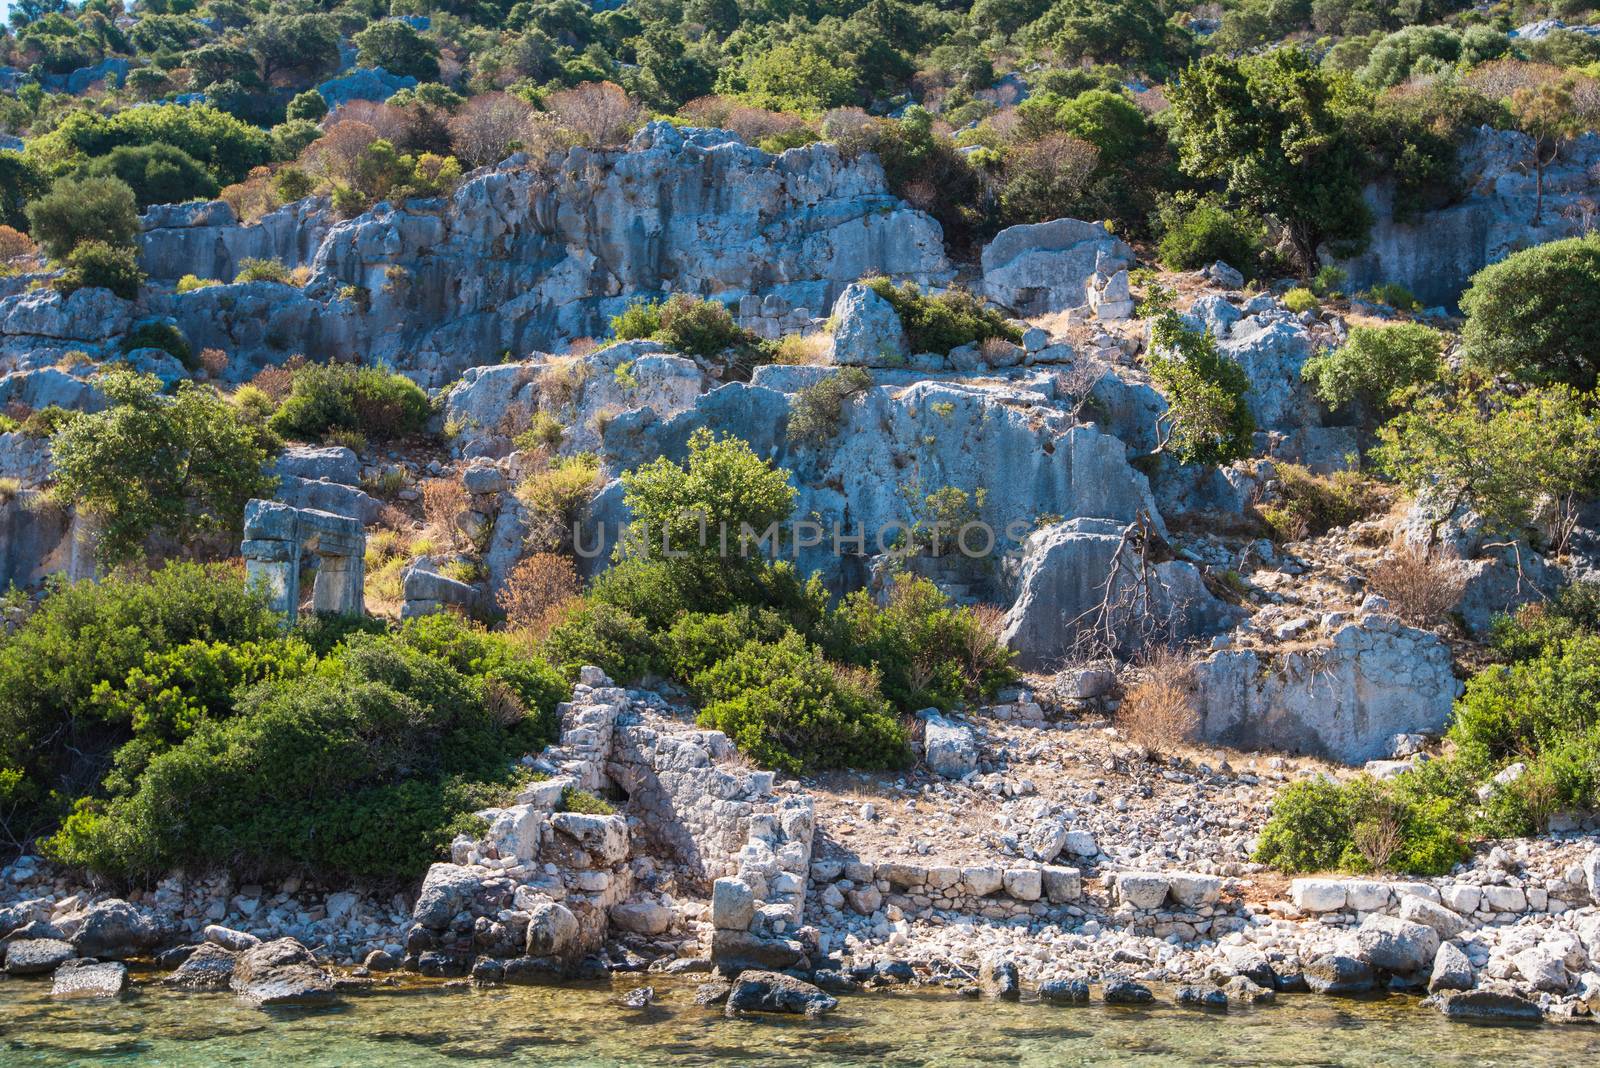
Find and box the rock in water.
[693,981,732,1006]
[1103,979,1155,1004]
[724,970,838,1018]
[4,938,76,976]
[229,938,338,1007]
[1176,985,1229,1010]
[69,899,161,960]
[620,986,655,1009]
[165,942,237,989]
[1428,943,1474,993]
[1038,978,1091,1004]
[51,959,128,999]
[1304,954,1376,995]
[1428,986,1542,1022]
[980,954,1020,1000]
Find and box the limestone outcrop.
[980,218,1133,315]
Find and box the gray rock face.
[724,969,838,1017]
[980,219,1133,315]
[1429,985,1541,1021]
[828,282,908,366]
[139,197,332,290]
[412,863,513,929]
[525,901,581,961]
[0,368,107,413]
[1338,128,1600,308]
[274,445,361,488]
[69,899,161,960]
[249,122,950,386]
[1192,614,1462,764]
[999,519,1238,670]
[230,938,337,1007]
[3,938,75,975]
[712,878,756,931]
[51,959,128,999]
[0,288,133,365]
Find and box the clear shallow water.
[2,977,1599,1067]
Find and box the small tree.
[544,81,645,147]
[24,175,139,260]
[998,132,1099,224]
[353,19,441,83]
[1301,321,1445,420]
[1146,309,1256,466]
[54,241,144,300]
[1458,234,1600,390]
[51,369,277,565]
[1372,383,1600,552]
[1510,79,1583,225]
[83,143,220,209]
[448,92,535,168]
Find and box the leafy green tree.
[1301,321,1444,418]
[1146,308,1255,465]
[285,89,329,123]
[721,37,859,112]
[51,369,277,565]
[182,42,260,90]
[24,174,138,259]
[1359,25,1460,88]
[1167,47,1372,274]
[0,150,46,230]
[1155,191,1266,273]
[1372,383,1600,549]
[82,143,218,209]
[1025,0,1190,74]
[1510,79,1582,226]
[246,14,341,87]
[44,104,273,186]
[354,20,442,82]
[1458,234,1600,390]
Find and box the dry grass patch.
[1116,646,1200,752]
[1367,545,1466,627]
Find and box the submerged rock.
[51,959,128,999]
[724,970,838,1018]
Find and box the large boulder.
[1192,614,1462,763]
[164,942,238,989]
[68,899,161,960]
[922,713,978,779]
[980,218,1133,315]
[230,938,337,1007]
[1353,913,1439,975]
[1303,954,1375,995]
[3,938,75,975]
[999,519,1237,669]
[724,970,838,1017]
[51,959,128,999]
[1428,985,1542,1022]
[827,282,907,365]
[525,901,582,961]
[411,863,514,929]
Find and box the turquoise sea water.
[2,977,1600,1067]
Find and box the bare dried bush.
[198,348,229,378]
[1353,807,1403,872]
[545,81,644,147]
[0,225,37,264]
[329,100,411,144]
[978,336,1017,366]
[421,477,470,547]
[1116,646,1199,752]
[497,551,579,638]
[219,166,279,223]
[250,354,305,403]
[538,357,589,412]
[1366,546,1467,627]
[677,97,806,145]
[482,677,528,729]
[302,119,380,185]
[448,92,535,168]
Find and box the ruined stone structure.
[240,499,365,624]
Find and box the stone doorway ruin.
[240,499,365,624]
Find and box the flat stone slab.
[51,959,128,998]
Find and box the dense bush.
[693,630,908,774]
[1458,234,1600,390]
[609,293,753,358]
[269,362,433,443]
[54,240,145,300]
[122,321,193,370]
[1301,322,1445,417]
[787,366,872,448]
[41,105,274,187]
[823,574,1015,711]
[1254,770,1472,876]
[542,598,660,681]
[24,175,139,260]
[1155,193,1266,275]
[51,369,276,565]
[1256,463,1378,542]
[863,278,1021,355]
[1146,306,1255,466]
[82,144,219,210]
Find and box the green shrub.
[1252,777,1352,872]
[864,278,1021,355]
[1312,264,1348,297]
[513,411,566,453]
[45,636,527,879]
[1489,582,1600,662]
[1155,192,1265,275]
[786,366,872,447]
[693,630,909,774]
[609,294,752,358]
[268,362,432,443]
[176,273,219,294]
[1282,287,1319,314]
[1146,308,1255,466]
[19,404,75,439]
[541,599,660,682]
[54,240,145,300]
[560,785,616,815]
[42,103,272,187]
[122,321,193,370]
[823,574,1015,711]
[285,89,329,123]
[663,607,789,685]
[82,143,219,210]
[52,369,276,565]
[1301,322,1444,416]
[1459,234,1600,390]
[25,175,140,260]
[1257,463,1378,542]
[233,257,292,285]
[1361,282,1419,311]
[1254,771,1471,876]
